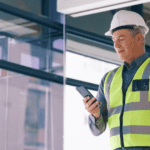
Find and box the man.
[83,10,150,150]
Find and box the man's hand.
[83,96,101,119]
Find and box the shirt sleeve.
[88,72,108,136]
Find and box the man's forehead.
[112,29,130,39]
[112,35,125,40]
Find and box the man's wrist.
[93,112,101,120]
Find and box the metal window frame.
[0,60,98,90]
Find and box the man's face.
[112,29,141,64]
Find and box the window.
[64,51,119,150]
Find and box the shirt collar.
[124,53,149,70]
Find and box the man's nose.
[114,41,121,49]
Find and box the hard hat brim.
[105,30,112,36]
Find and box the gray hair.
[128,25,145,38]
[128,26,145,49]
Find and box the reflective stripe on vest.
[104,57,150,150]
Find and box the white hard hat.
[105,10,149,36]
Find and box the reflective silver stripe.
[110,126,150,137]
[123,126,150,135]
[108,102,150,117]
[140,61,150,104]
[110,126,120,137]
[108,105,122,117]
[105,67,119,109]
[124,102,150,111]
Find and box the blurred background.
[0,0,149,150]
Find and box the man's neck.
[125,52,145,68]
[126,62,131,69]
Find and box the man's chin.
[119,56,132,64]
[118,56,128,62]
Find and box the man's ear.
[135,33,144,45]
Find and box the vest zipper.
[120,83,125,148]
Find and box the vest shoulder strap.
[104,66,121,99]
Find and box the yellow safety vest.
[104,57,150,150]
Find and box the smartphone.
[76,86,97,105]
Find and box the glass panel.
[0,71,64,150]
[0,77,7,150]
[0,9,64,150]
[7,75,48,150]
[0,11,63,76]
[66,51,118,84]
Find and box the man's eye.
[120,39,124,41]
